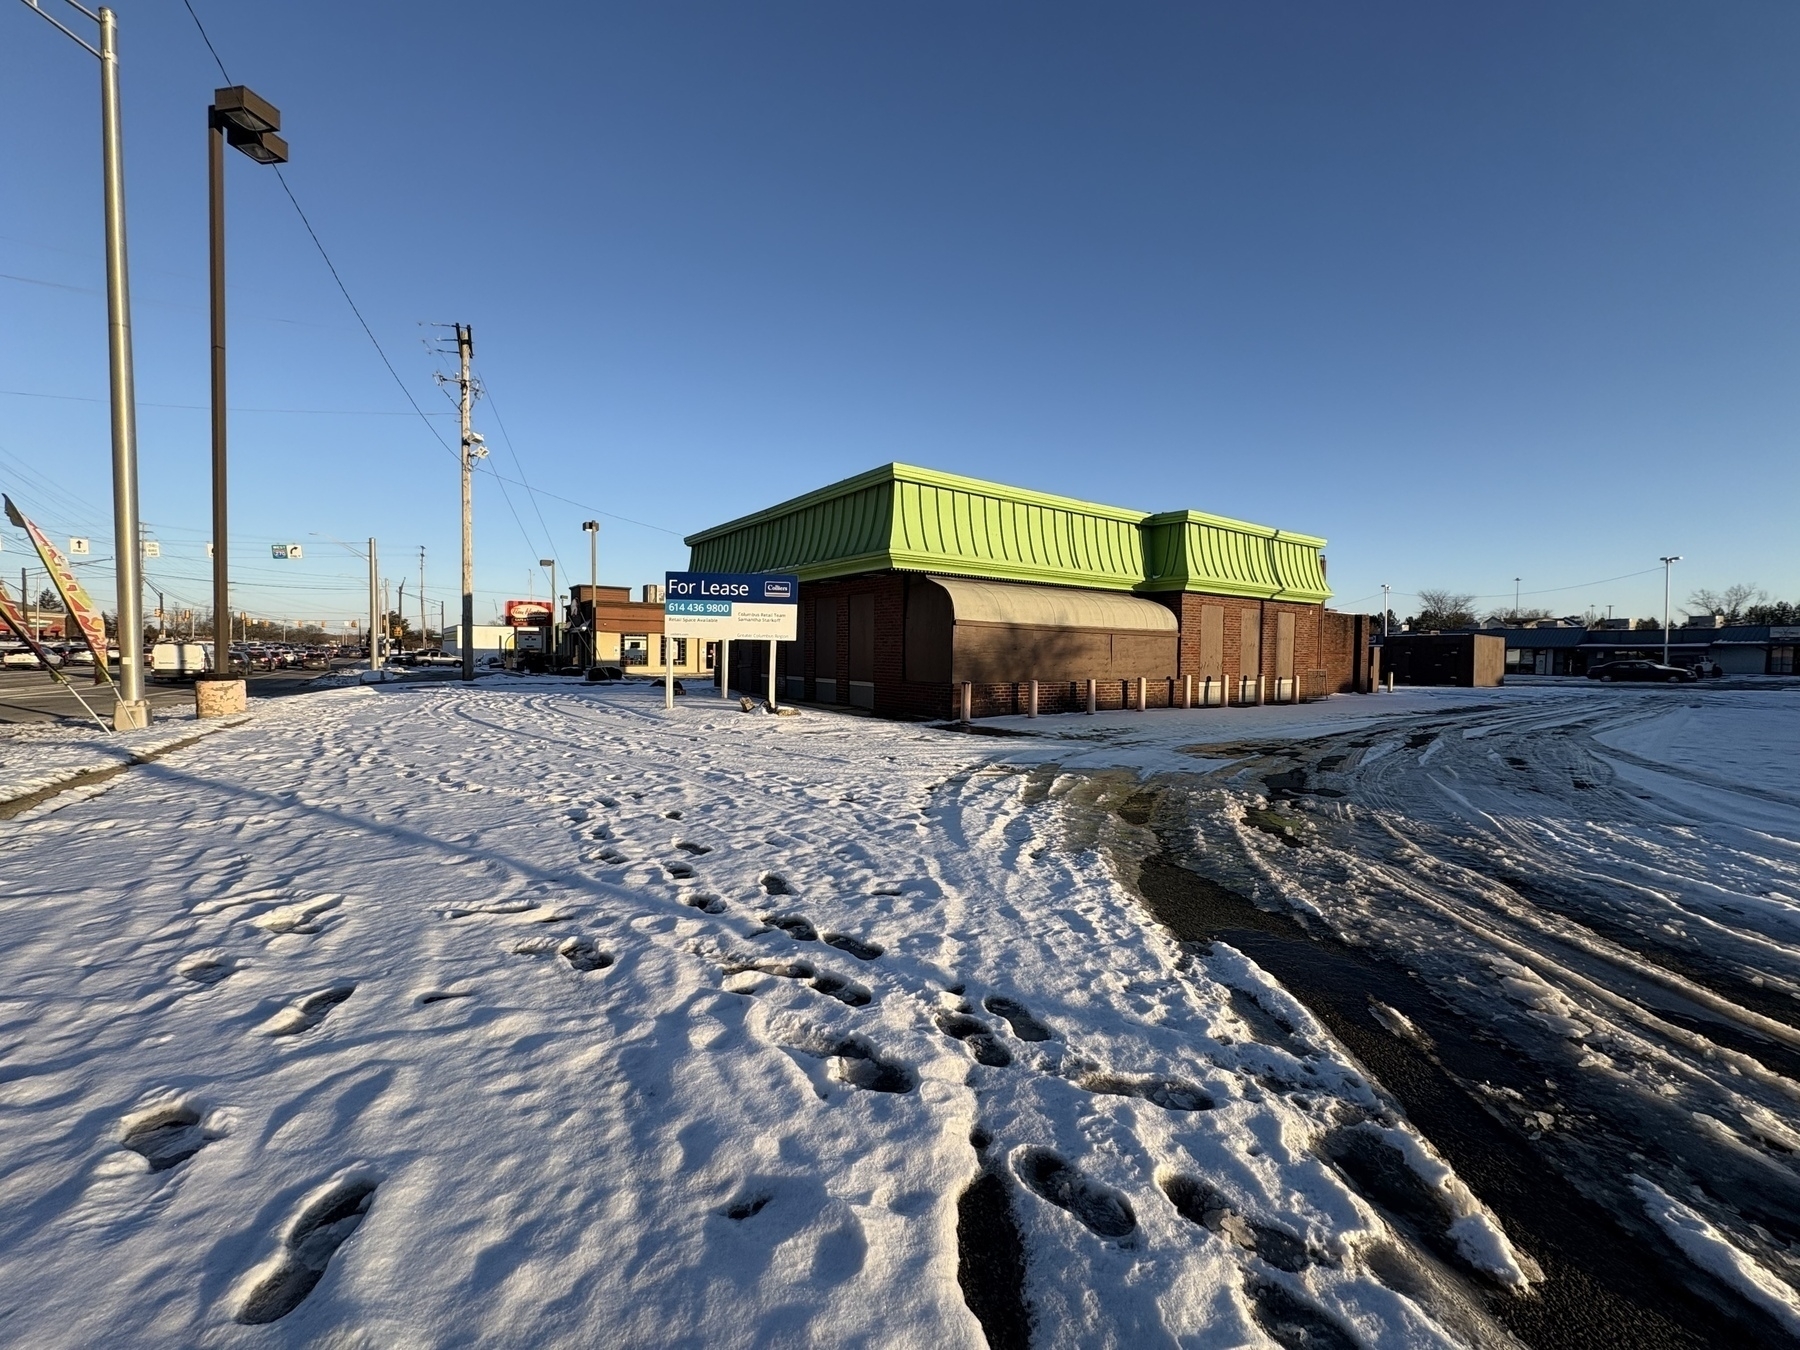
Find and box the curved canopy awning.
[926,575,1177,632]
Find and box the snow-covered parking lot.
[0,679,1795,1348]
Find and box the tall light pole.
[540,559,557,665]
[1380,584,1390,637]
[1513,577,1521,623]
[582,520,598,668]
[1660,555,1682,666]
[14,1,150,728]
[203,83,287,717]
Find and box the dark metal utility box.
[1381,633,1505,687]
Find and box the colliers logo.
[762,580,793,600]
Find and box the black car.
[1586,659,1697,683]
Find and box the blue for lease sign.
[663,572,798,640]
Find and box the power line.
[2,388,453,416]
[179,0,458,464]
[481,380,566,577]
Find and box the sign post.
[663,572,798,712]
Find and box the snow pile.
[0,680,1522,1348]
[1633,1177,1800,1335]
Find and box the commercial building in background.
[568,584,714,681]
[1479,622,1797,677]
[684,463,1376,719]
[1380,632,1506,687]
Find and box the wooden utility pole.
[418,546,427,647]
[457,323,476,681]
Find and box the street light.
[540,559,557,663]
[1660,555,1682,666]
[12,0,150,728]
[581,521,599,667]
[203,84,288,718]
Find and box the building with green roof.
[686,464,1372,718]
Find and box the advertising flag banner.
[0,576,109,730]
[4,495,113,682]
[0,577,63,672]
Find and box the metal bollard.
[1137,676,1147,712]
[959,681,972,723]
[1086,678,1096,714]
[1028,679,1038,718]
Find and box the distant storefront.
[1477,623,1798,676]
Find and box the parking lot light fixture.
[204,83,286,718]
[1660,555,1682,666]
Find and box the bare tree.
[1486,606,1555,626]
[1412,589,1478,630]
[1686,583,1762,623]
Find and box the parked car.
[414,648,461,667]
[1,645,57,668]
[1586,659,1698,684]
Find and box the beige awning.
[927,575,1177,632]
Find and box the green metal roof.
[685,463,1331,603]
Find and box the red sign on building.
[504,599,552,627]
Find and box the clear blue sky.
[3,1,1796,631]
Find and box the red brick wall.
[775,574,1373,720]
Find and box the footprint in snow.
[983,995,1056,1042]
[674,839,711,855]
[558,937,615,972]
[723,1191,771,1220]
[177,953,235,986]
[935,1012,1013,1067]
[723,957,871,1007]
[1077,1072,1214,1111]
[1012,1146,1136,1239]
[815,1035,914,1094]
[1157,1171,1319,1272]
[759,872,795,897]
[1244,1278,1358,1350]
[233,1175,379,1324]
[762,914,818,941]
[665,861,696,880]
[681,892,728,915]
[259,986,355,1037]
[510,936,615,973]
[121,1101,215,1172]
[822,932,883,961]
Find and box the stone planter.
[195,677,247,718]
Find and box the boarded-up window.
[1199,605,1224,680]
[848,594,875,681]
[816,600,839,677]
[904,580,953,684]
[1240,609,1261,680]
[1276,611,1295,679]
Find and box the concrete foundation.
[196,678,247,718]
[112,699,151,730]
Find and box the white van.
[150,641,213,681]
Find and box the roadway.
[0,664,338,725]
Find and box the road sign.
[663,572,797,640]
[271,543,303,560]
[68,537,90,556]
[141,540,160,558]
